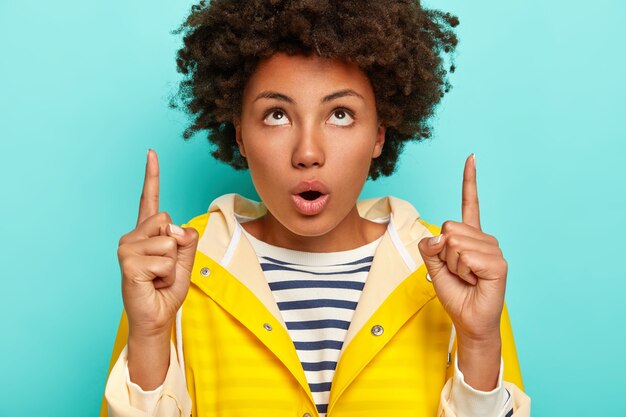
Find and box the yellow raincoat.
[102,194,530,416]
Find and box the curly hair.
[171,0,459,180]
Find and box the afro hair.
[171,0,459,179]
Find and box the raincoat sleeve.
[438,304,531,416]
[100,311,191,417]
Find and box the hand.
[117,149,199,339]
[418,154,506,390]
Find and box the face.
[235,52,385,243]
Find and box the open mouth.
[299,190,323,201]
[290,180,330,215]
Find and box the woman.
[103,1,530,416]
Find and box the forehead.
[243,53,375,101]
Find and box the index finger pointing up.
[137,149,160,226]
[461,153,481,230]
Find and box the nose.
[291,125,325,169]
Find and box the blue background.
[1,0,625,415]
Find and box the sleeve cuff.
[105,341,192,417]
[125,359,165,415]
[449,354,513,417]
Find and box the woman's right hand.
[118,149,199,340]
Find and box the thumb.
[418,234,447,280]
[167,224,200,274]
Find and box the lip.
[289,180,330,195]
[289,180,330,216]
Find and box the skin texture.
[418,154,506,390]
[235,53,387,251]
[118,150,199,390]
[119,54,507,393]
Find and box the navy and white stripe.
[241,226,382,417]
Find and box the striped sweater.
[240,226,383,417]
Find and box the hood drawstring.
[176,307,187,386]
[447,323,456,367]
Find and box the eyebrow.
[253,91,294,104]
[253,89,365,104]
[321,89,364,103]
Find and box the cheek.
[332,135,377,173]
[245,135,285,174]
[248,157,280,190]
[245,142,291,201]
[328,144,374,201]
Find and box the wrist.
[456,328,501,351]
[128,328,172,367]
[127,328,172,391]
[128,325,172,345]
[456,331,502,391]
[127,316,174,340]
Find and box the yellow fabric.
[101,194,527,417]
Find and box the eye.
[327,109,354,127]
[263,109,290,126]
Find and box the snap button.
[200,267,210,277]
[303,413,313,417]
[263,323,273,331]
[426,273,432,282]
[371,325,384,336]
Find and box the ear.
[372,122,386,158]
[234,118,246,158]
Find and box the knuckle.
[446,235,460,249]
[164,237,178,252]
[501,258,509,272]
[119,256,134,276]
[157,211,172,224]
[163,257,176,272]
[441,220,458,234]
[461,199,471,209]
[141,191,159,203]
[118,233,130,247]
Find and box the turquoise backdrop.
[1,0,624,415]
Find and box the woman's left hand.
[417,154,507,389]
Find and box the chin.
[261,193,353,241]
[283,215,337,238]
